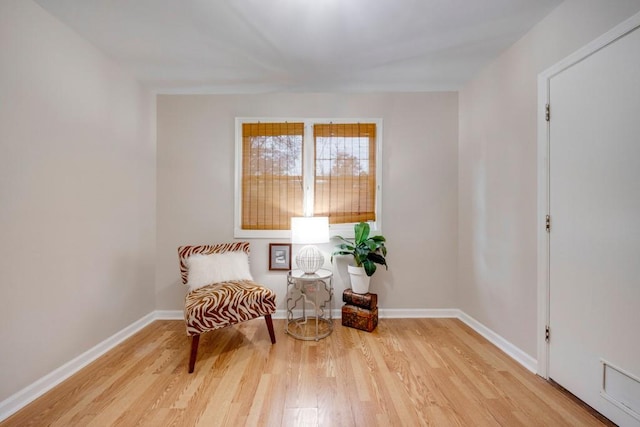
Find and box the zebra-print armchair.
[178,242,276,373]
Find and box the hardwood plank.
[1,319,615,427]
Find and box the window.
[314,123,377,224]
[240,122,304,231]
[235,118,382,238]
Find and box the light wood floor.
[2,318,612,426]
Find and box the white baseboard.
[276,307,536,372]
[457,311,537,373]
[379,308,460,318]
[142,309,538,372]
[274,307,460,319]
[155,310,184,320]
[0,308,537,421]
[0,312,158,422]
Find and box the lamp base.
[295,245,324,274]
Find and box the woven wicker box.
[341,305,378,332]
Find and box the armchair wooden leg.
[265,314,276,344]
[188,334,200,373]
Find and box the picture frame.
[269,243,292,271]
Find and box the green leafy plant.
[332,222,388,276]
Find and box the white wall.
[7,0,638,406]
[458,0,640,358]
[0,0,156,401]
[156,93,458,312]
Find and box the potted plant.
[332,222,388,294]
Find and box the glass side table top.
[289,268,333,280]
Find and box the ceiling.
[34,0,562,93]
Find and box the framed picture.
[269,243,292,271]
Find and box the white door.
[548,25,640,426]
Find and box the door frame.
[536,11,640,378]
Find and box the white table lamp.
[291,216,330,274]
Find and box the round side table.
[285,269,333,341]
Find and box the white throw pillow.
[186,251,253,290]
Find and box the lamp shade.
[291,216,329,274]
[291,217,329,244]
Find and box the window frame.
[234,117,383,239]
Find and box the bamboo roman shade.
[241,122,304,230]
[313,123,376,224]
[239,120,378,232]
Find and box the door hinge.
[545,326,550,343]
[546,215,551,232]
[545,103,550,122]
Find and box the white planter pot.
[348,265,371,294]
